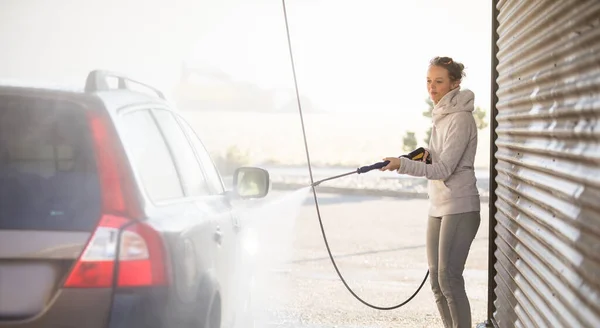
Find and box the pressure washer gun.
[311,147,432,186]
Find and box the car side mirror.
[233,167,270,199]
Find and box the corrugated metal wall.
[492,1,600,327]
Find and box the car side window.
[177,116,225,194]
[152,109,211,197]
[120,109,184,202]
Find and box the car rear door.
[114,106,207,309]
[0,92,112,328]
[116,106,235,326]
[174,114,245,321]
[150,108,241,324]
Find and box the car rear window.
[0,94,101,231]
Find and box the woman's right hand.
[422,149,430,163]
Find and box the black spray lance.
[311,147,432,187]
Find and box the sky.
[188,0,492,114]
[1,0,491,118]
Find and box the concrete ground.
[244,191,491,328]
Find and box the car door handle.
[214,227,223,245]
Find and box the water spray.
[281,0,432,311]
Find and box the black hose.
[281,0,429,311]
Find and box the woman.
[381,56,481,328]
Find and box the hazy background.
[0,0,492,170]
[1,1,492,326]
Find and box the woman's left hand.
[380,157,401,171]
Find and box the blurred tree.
[403,131,417,153]
[211,145,250,176]
[424,128,432,147]
[423,98,434,118]
[473,106,488,130]
[423,98,434,145]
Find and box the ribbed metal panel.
[493,1,600,327]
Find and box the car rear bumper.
[107,287,168,328]
[0,288,112,328]
[0,288,169,328]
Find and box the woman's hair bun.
[430,56,466,81]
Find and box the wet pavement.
[242,191,490,328]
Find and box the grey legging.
[427,211,481,328]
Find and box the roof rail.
[84,70,166,100]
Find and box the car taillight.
[63,111,167,288]
[117,219,167,287]
[64,215,167,288]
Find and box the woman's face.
[427,65,460,104]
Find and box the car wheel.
[207,296,221,328]
[197,294,221,328]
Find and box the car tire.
[203,295,221,328]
